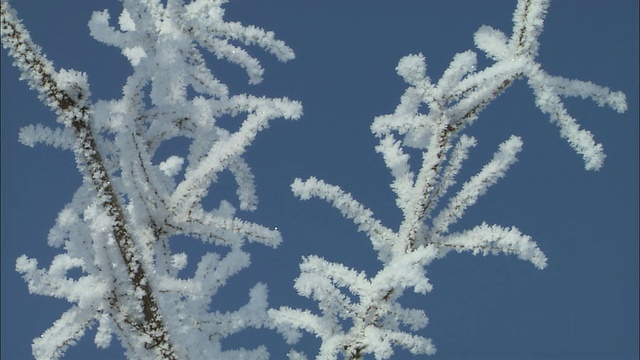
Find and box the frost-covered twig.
[2,3,176,358]
[2,0,301,358]
[270,0,626,358]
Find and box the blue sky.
[2,1,638,359]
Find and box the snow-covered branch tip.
[473,0,627,170]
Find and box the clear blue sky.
[2,1,638,359]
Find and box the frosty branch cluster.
[2,0,300,358]
[269,0,626,358]
[1,0,627,359]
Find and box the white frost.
[158,155,184,177]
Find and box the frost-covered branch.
[2,0,300,358]
[270,0,626,358]
[2,3,176,358]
